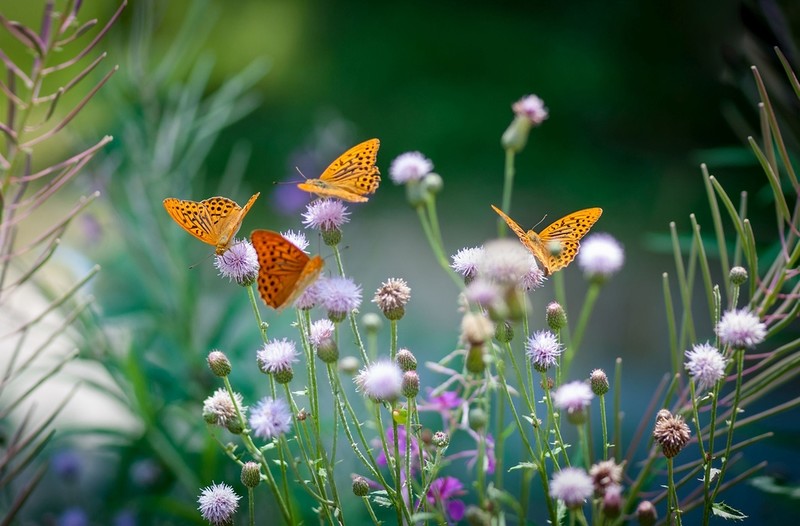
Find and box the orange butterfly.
[163,193,260,255]
[250,230,324,311]
[492,204,602,276]
[296,138,381,202]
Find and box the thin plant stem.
[498,148,515,237]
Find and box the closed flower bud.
[338,356,360,375]
[466,345,486,374]
[226,418,244,435]
[468,407,488,430]
[602,484,623,518]
[352,476,370,497]
[207,350,232,377]
[546,302,567,331]
[636,500,657,526]
[273,368,294,384]
[405,180,427,207]
[395,348,417,371]
[240,461,261,488]
[432,431,450,448]
[361,312,383,333]
[316,341,339,363]
[402,371,420,398]
[729,266,748,286]
[422,172,443,195]
[494,320,514,342]
[321,228,342,247]
[590,369,610,396]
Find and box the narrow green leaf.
[711,501,748,520]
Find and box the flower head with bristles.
[373,277,411,320]
[355,360,404,402]
[214,239,259,286]
[280,229,309,253]
[577,233,624,281]
[685,343,727,392]
[197,482,240,526]
[716,309,766,350]
[451,246,484,283]
[550,467,593,509]
[317,276,362,321]
[390,151,434,184]
[249,397,292,440]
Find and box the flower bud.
[546,302,567,331]
[352,476,370,497]
[402,371,420,398]
[338,356,361,375]
[590,369,609,396]
[432,431,450,448]
[468,407,488,430]
[361,312,383,333]
[395,349,417,371]
[321,228,342,247]
[421,172,443,195]
[273,368,294,384]
[636,500,657,526]
[240,461,261,488]
[466,345,486,374]
[653,411,691,458]
[207,350,232,377]
[729,266,748,285]
[316,341,339,363]
[226,418,244,435]
[494,320,514,343]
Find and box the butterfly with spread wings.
[296,139,381,202]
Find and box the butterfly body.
[296,138,381,202]
[250,230,324,311]
[163,193,260,255]
[492,204,602,276]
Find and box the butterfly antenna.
[188,251,214,270]
[532,214,548,229]
[295,166,308,181]
[272,168,309,186]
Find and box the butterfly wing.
[491,205,551,270]
[251,229,324,310]
[538,208,603,273]
[204,192,260,254]
[297,138,381,202]
[163,197,220,247]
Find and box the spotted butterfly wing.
[296,138,381,202]
[250,230,324,311]
[163,193,260,255]
[492,205,602,275]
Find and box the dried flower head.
[552,381,594,424]
[451,246,485,283]
[685,343,727,392]
[389,151,434,184]
[715,309,767,349]
[525,330,562,372]
[373,277,411,320]
[577,233,624,281]
[652,411,691,458]
[589,459,623,495]
[202,388,244,429]
[249,397,292,440]
[355,360,404,402]
[214,239,259,286]
[550,467,594,509]
[197,482,240,526]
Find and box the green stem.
[563,282,601,377]
[498,148,516,237]
[415,204,463,288]
[248,487,255,526]
[599,394,609,460]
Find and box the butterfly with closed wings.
[296,138,381,202]
[492,204,602,276]
[163,193,260,255]
[250,230,324,311]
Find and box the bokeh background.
[3,0,800,524]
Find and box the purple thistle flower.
[213,239,259,286]
[425,477,466,522]
[302,198,350,231]
[256,338,298,375]
[577,233,624,280]
[715,309,767,349]
[309,319,336,347]
[478,239,531,286]
[317,276,362,319]
[512,94,549,125]
[249,397,292,439]
[58,507,88,526]
[550,467,594,509]
[280,229,310,253]
[294,281,320,310]
[525,330,562,372]
[197,482,241,526]
[552,381,594,424]
[355,360,403,402]
[521,255,546,291]
[202,388,245,428]
[130,458,161,488]
[389,151,434,184]
[464,278,503,309]
[451,246,484,281]
[685,342,727,392]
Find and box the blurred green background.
[4,0,800,523]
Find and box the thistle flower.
[715,309,767,349]
[402,371,420,398]
[461,312,494,346]
[464,278,504,311]
[197,482,240,526]
[240,462,261,488]
[355,360,404,402]
[280,229,309,253]
[685,343,727,392]
[373,277,411,320]
[512,94,549,125]
[213,239,259,286]
[256,338,298,384]
[550,467,594,509]
[502,94,548,153]
[636,500,658,526]
[202,388,245,429]
[432,431,450,448]
[577,233,624,281]
[451,246,484,283]
[589,459,623,495]
[552,381,594,424]
[389,151,434,184]
[425,477,466,523]
[525,330,562,372]
[309,318,337,362]
[521,256,546,291]
[316,276,362,321]
[302,198,350,231]
[352,476,370,497]
[249,397,292,440]
[294,281,320,310]
[652,411,691,458]
[478,239,531,286]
